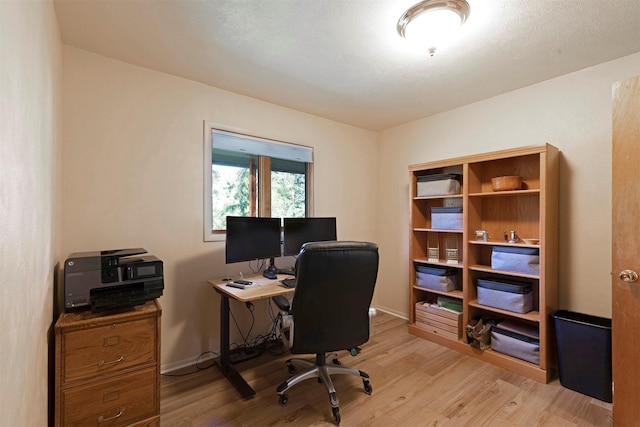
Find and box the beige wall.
[375,52,640,319]
[1,4,638,420]
[1,1,636,419]
[61,47,378,370]
[0,1,62,425]
[61,45,640,372]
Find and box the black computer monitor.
[283,217,337,256]
[225,216,282,278]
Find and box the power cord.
[229,299,287,356]
[249,259,267,275]
[229,301,256,351]
[162,298,288,378]
[160,350,220,377]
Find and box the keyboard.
[280,278,297,288]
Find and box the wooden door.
[612,74,640,425]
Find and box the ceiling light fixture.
[397,0,470,56]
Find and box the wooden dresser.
[54,300,161,427]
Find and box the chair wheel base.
[332,406,340,425]
[277,354,373,425]
[363,379,372,394]
[279,394,288,406]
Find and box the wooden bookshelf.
[408,145,559,383]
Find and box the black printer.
[64,248,163,312]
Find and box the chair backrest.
[290,241,379,354]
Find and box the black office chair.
[275,241,379,425]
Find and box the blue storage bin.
[491,320,540,364]
[491,245,539,275]
[415,264,458,292]
[477,278,533,313]
[431,206,463,230]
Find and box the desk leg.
[216,292,256,399]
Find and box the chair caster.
[363,379,372,395]
[279,394,289,406]
[332,406,341,425]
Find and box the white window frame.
[203,121,313,242]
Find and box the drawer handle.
[98,355,125,367]
[97,409,124,423]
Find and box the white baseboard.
[372,305,408,321]
[161,352,218,374]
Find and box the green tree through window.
[208,130,312,233]
[211,165,254,230]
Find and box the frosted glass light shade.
[403,9,462,49]
[397,0,470,55]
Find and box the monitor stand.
[263,257,278,279]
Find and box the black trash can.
[552,310,612,402]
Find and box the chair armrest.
[272,295,290,312]
[273,295,293,348]
[280,314,294,348]
[278,307,377,350]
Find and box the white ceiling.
[53,0,640,131]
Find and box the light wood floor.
[160,311,612,426]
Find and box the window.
[203,124,313,241]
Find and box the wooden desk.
[208,275,294,399]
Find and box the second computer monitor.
[283,217,337,256]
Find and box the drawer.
[62,317,157,383]
[415,302,462,340]
[61,367,157,427]
[415,318,460,341]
